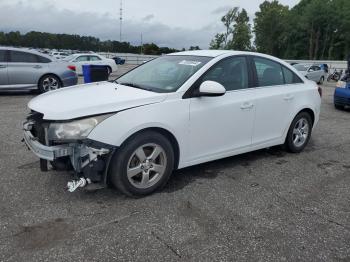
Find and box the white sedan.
[293,64,326,84]
[23,50,321,196]
[63,53,118,75]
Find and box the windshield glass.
[116,55,212,93]
[293,64,309,71]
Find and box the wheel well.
[38,74,63,88]
[298,108,315,125]
[124,127,180,169]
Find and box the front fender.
[87,99,190,167]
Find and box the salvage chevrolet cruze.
[23,50,322,196]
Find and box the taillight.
[318,86,322,97]
[68,65,76,71]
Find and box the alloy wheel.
[292,118,310,147]
[42,76,59,92]
[127,143,167,189]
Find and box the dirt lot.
[0,68,349,261]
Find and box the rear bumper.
[62,75,78,87]
[334,88,350,106]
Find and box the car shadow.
[162,146,287,194]
[0,90,38,96]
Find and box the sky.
[0,0,299,49]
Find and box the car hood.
[28,82,167,120]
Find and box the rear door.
[88,55,103,65]
[0,50,8,86]
[250,56,303,146]
[7,50,46,88]
[307,66,321,82]
[73,55,90,74]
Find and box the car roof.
[71,53,99,56]
[168,50,247,57]
[0,46,53,60]
[168,50,287,60]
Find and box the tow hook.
[67,177,92,192]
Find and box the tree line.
[0,31,178,55]
[210,0,350,60]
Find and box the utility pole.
[119,0,123,42]
[140,33,143,54]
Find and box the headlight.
[48,114,113,140]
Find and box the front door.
[188,56,256,163]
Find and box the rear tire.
[107,66,112,76]
[109,131,174,197]
[284,112,312,153]
[38,74,61,93]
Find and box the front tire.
[109,131,175,197]
[285,112,312,153]
[38,74,61,93]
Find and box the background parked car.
[50,51,69,60]
[0,47,78,93]
[63,53,118,75]
[112,56,126,65]
[293,64,326,84]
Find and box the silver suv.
[0,47,78,93]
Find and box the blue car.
[334,82,350,110]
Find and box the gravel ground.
[0,68,349,262]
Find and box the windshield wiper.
[117,82,153,91]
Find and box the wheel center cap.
[143,160,152,170]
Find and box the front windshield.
[293,64,309,71]
[116,55,212,93]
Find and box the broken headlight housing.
[48,114,113,141]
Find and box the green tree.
[189,46,201,50]
[229,9,252,51]
[209,33,226,49]
[254,1,289,57]
[221,7,239,47]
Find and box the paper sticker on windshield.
[179,60,202,66]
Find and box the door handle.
[240,102,254,110]
[33,65,42,69]
[0,65,6,69]
[284,94,294,101]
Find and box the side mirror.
[198,81,226,97]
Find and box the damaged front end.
[23,111,116,192]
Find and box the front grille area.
[26,111,45,143]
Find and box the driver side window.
[201,56,249,91]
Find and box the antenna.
[119,0,123,42]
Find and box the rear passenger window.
[254,57,284,87]
[10,51,38,63]
[201,56,249,91]
[75,56,89,62]
[282,66,303,84]
[0,50,6,62]
[37,55,51,63]
[89,56,102,61]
